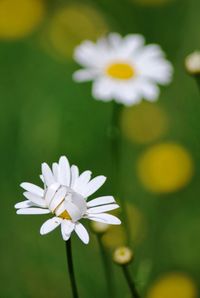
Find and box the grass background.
[0,0,200,297]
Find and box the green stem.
[195,76,200,93]
[97,235,114,297]
[122,265,140,298]
[110,101,131,243]
[65,239,79,298]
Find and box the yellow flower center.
[59,210,71,219]
[106,62,135,79]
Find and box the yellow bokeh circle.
[0,0,45,40]
[42,4,108,60]
[137,143,194,193]
[121,102,169,144]
[147,273,198,298]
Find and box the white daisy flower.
[73,33,173,106]
[15,156,121,244]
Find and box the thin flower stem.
[122,265,140,298]
[110,101,131,243]
[65,239,79,298]
[97,235,114,297]
[195,76,200,94]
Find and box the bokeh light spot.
[121,102,169,144]
[41,4,108,60]
[0,0,45,40]
[146,273,198,298]
[137,143,194,193]
[102,203,146,248]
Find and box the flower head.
[73,33,173,106]
[15,156,121,244]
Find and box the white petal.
[73,69,99,82]
[55,201,66,217]
[87,204,119,214]
[49,186,67,212]
[58,156,71,186]
[112,81,142,105]
[92,77,114,101]
[74,40,105,68]
[65,201,82,222]
[52,163,59,180]
[15,200,35,209]
[87,196,115,207]
[42,163,55,186]
[40,175,44,183]
[40,217,62,235]
[20,182,44,197]
[108,32,122,48]
[70,165,79,188]
[82,176,106,198]
[73,170,92,194]
[61,220,75,241]
[140,81,160,101]
[87,213,121,225]
[122,34,145,56]
[23,192,46,207]
[17,208,50,215]
[74,223,89,244]
[44,182,60,205]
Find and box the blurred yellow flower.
[0,0,45,40]
[137,143,194,193]
[121,102,169,144]
[147,273,198,298]
[41,4,108,60]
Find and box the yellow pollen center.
[106,62,135,79]
[59,210,71,220]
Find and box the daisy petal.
[140,81,160,101]
[65,201,82,222]
[42,163,55,186]
[40,175,44,183]
[40,217,62,235]
[23,192,46,207]
[44,182,60,205]
[49,186,67,212]
[73,69,99,82]
[20,182,44,197]
[17,208,50,215]
[74,223,89,244]
[122,34,145,56]
[87,204,119,214]
[58,156,71,186]
[61,220,75,241]
[15,200,35,209]
[87,213,121,225]
[73,170,92,194]
[82,176,106,198]
[52,163,58,180]
[70,165,79,188]
[87,196,115,207]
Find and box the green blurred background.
[0,0,200,297]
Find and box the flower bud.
[185,51,200,75]
[113,246,133,265]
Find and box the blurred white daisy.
[15,156,121,244]
[73,33,173,105]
